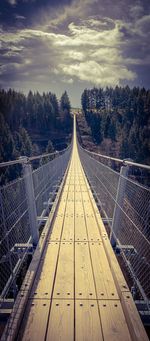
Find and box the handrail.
[0,144,71,168]
[79,145,150,170]
[1,141,149,171]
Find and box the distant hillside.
[80,86,150,165]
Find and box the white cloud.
[15,15,26,20]
[136,15,150,35]
[60,60,136,86]
[8,0,17,5]
[130,4,144,20]
[62,78,74,84]
[66,50,84,61]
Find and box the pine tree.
[60,91,72,132]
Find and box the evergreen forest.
[81,86,150,165]
[0,85,150,185]
[0,89,72,185]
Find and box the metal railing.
[0,138,150,312]
[0,145,72,300]
[78,144,150,308]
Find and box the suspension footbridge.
[0,114,149,340]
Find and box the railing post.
[22,157,39,247]
[110,161,129,247]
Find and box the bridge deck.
[4,115,148,341]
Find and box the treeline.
[0,89,72,184]
[81,86,150,164]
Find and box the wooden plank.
[75,190,82,203]
[75,190,88,241]
[53,242,74,299]
[61,190,74,241]
[87,193,130,293]
[67,185,74,199]
[49,214,64,241]
[30,242,59,299]
[80,184,87,192]
[75,242,96,299]
[75,184,81,192]
[79,177,102,241]
[99,233,130,294]
[49,189,68,241]
[98,300,131,341]
[89,242,119,300]
[61,214,74,241]
[86,215,102,241]
[46,299,74,341]
[75,214,87,241]
[19,299,50,341]
[56,192,68,214]
[75,300,103,341]
[82,190,102,241]
[121,292,149,341]
[95,209,111,236]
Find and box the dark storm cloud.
[119,14,150,63]
[0,0,73,28]
[0,29,61,88]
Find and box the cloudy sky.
[0,0,150,106]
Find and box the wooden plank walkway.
[4,114,148,341]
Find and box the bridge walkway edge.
[1,114,148,341]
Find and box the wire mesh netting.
[79,144,150,304]
[32,147,71,217]
[116,175,150,302]
[79,145,120,219]
[0,145,71,299]
[0,177,30,298]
